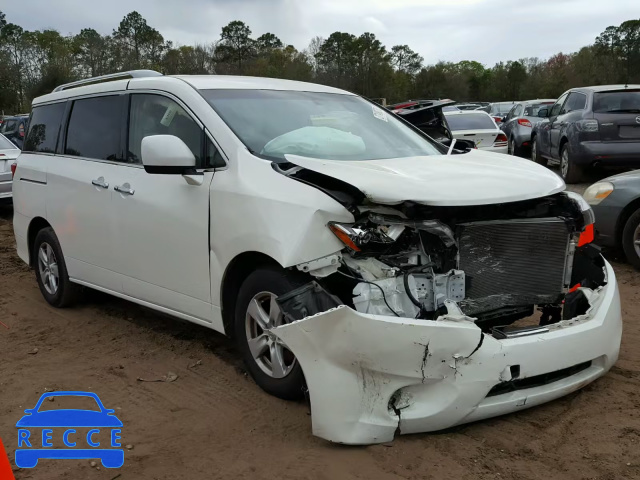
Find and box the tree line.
[0,10,639,114]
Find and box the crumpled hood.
[285,150,565,206]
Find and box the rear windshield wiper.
[601,108,640,113]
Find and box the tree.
[73,28,110,77]
[256,33,283,53]
[113,11,164,69]
[217,21,254,72]
[389,45,423,75]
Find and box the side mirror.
[141,135,196,174]
[502,116,507,123]
[538,108,549,118]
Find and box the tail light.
[10,162,17,178]
[494,133,508,147]
[493,116,502,123]
[576,119,599,132]
[517,119,532,128]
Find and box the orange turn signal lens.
[577,223,594,247]
[328,223,361,252]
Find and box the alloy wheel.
[633,223,640,260]
[38,242,59,295]
[244,291,296,379]
[509,138,515,156]
[561,148,569,178]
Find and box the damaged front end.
[271,190,621,445]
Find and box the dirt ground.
[1,180,640,480]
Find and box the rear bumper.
[0,172,12,198]
[573,141,640,166]
[513,130,533,148]
[273,260,621,445]
[479,145,509,155]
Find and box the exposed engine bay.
[287,191,606,335]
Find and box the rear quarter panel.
[12,152,49,264]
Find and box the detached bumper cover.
[272,260,621,445]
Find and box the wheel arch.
[615,197,640,247]
[220,251,282,339]
[27,217,52,268]
[559,136,569,157]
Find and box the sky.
[4,0,639,66]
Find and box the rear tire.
[235,267,307,400]
[509,137,522,157]
[622,208,640,270]
[33,227,80,307]
[531,137,547,166]
[560,143,584,184]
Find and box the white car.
[13,71,621,445]
[0,133,20,200]
[444,110,509,154]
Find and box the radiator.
[457,218,570,311]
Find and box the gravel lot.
[1,176,640,480]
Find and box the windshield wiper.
[602,108,640,113]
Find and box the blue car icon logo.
[15,391,124,469]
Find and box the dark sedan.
[586,171,640,268]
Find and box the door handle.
[91,177,109,189]
[114,183,134,196]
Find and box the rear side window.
[593,90,640,113]
[446,113,496,131]
[128,94,203,165]
[562,93,587,114]
[65,96,123,161]
[24,103,65,153]
[0,119,17,133]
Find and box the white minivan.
[13,71,622,445]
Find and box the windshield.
[0,134,17,150]
[201,89,442,162]
[490,104,512,115]
[446,113,496,131]
[524,103,554,116]
[593,90,640,113]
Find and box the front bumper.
[574,141,640,167]
[272,260,621,445]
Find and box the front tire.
[235,267,306,400]
[531,137,547,166]
[622,208,640,270]
[560,143,584,184]
[33,227,80,307]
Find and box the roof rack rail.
[52,70,163,93]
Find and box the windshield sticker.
[372,105,388,122]
[160,105,178,127]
